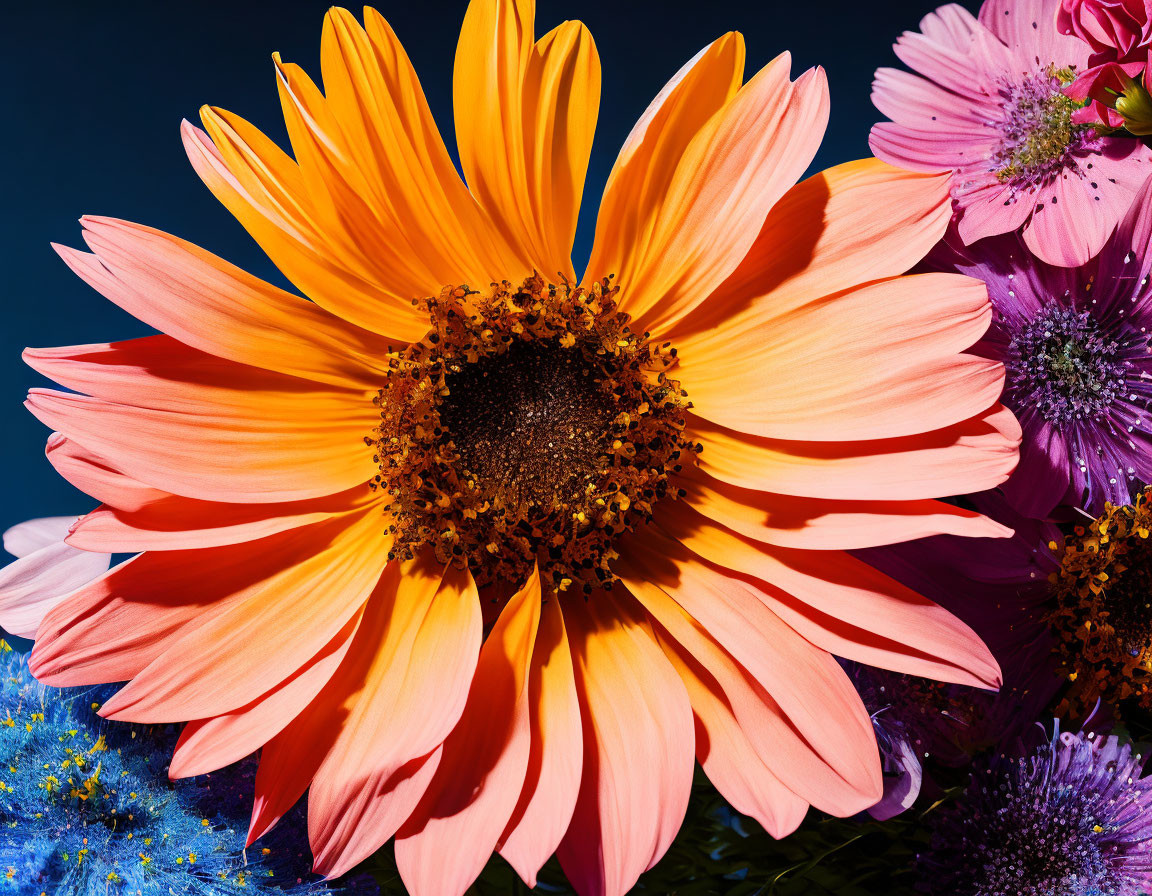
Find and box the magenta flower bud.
[1059,0,1152,67]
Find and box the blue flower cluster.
[0,644,375,896]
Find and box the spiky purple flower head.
[919,725,1152,895]
[929,175,1152,517]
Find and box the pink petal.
[980,0,1090,61]
[394,569,542,896]
[870,121,975,173]
[654,626,808,837]
[0,522,111,640]
[307,561,482,878]
[3,516,75,558]
[97,507,391,723]
[168,607,365,779]
[498,597,583,887]
[895,7,1008,94]
[654,502,1002,689]
[953,179,1034,246]
[556,594,695,896]
[1021,144,1152,267]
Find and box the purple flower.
[918,725,1152,895]
[871,0,1152,267]
[929,175,1152,516]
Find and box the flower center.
[1048,487,1152,712]
[992,67,1084,187]
[1005,307,1129,426]
[368,275,697,593]
[930,772,1120,896]
[436,339,616,508]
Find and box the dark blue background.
[2,0,975,535]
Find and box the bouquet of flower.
[3,0,1152,893]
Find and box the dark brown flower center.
[368,275,698,593]
[437,338,617,508]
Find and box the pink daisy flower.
[871,0,1152,267]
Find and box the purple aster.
[844,663,930,820]
[871,0,1151,267]
[929,175,1152,516]
[918,726,1152,895]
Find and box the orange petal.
[268,52,461,326]
[245,562,444,847]
[618,539,881,811]
[688,404,1021,500]
[44,433,168,513]
[29,513,366,687]
[67,483,375,553]
[520,21,601,278]
[665,159,952,342]
[617,559,881,816]
[23,334,371,415]
[168,606,365,779]
[679,273,1000,440]
[45,433,354,554]
[25,369,374,504]
[394,568,542,895]
[316,9,525,288]
[183,117,430,346]
[498,596,583,887]
[653,626,808,838]
[677,454,1012,549]
[654,503,1002,689]
[590,53,829,337]
[55,217,395,387]
[455,0,600,278]
[308,560,483,878]
[96,507,391,722]
[586,33,744,297]
[555,592,694,896]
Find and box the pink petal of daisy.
[0,517,111,639]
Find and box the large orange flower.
[15,2,1020,894]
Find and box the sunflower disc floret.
[368,274,698,593]
[1048,486,1152,712]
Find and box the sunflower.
[15,2,1021,894]
[1047,486,1152,714]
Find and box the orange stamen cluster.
[367,274,698,593]
[1047,487,1152,714]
